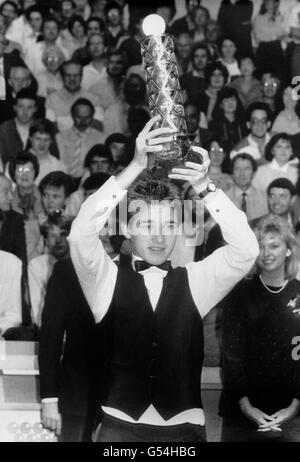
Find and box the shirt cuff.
[41,398,59,403]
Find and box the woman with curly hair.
[220,215,300,441]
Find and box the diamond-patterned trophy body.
[141,34,190,173]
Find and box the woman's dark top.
[220,276,300,417]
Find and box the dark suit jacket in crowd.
[38,258,100,419]
[0,209,27,265]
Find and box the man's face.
[221,96,237,114]
[89,155,111,174]
[233,158,254,190]
[262,75,279,98]
[109,141,126,163]
[42,186,66,215]
[63,63,82,93]
[88,34,105,59]
[46,225,70,260]
[240,58,255,77]
[176,34,192,59]
[14,98,37,124]
[45,52,62,72]
[194,8,208,26]
[28,11,42,32]
[192,48,208,71]
[127,202,179,265]
[1,3,17,25]
[187,0,201,13]
[248,109,270,138]
[15,162,35,189]
[268,187,292,216]
[61,0,75,19]
[73,104,93,131]
[87,20,102,37]
[0,176,13,211]
[185,104,199,133]
[107,54,124,76]
[206,23,219,43]
[107,8,121,26]
[43,21,59,42]
[30,131,52,157]
[9,67,31,93]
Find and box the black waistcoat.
[101,257,204,420]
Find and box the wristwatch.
[198,181,217,199]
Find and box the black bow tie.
[134,260,171,273]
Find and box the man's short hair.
[86,16,105,32]
[84,144,112,167]
[0,1,18,14]
[71,97,95,116]
[82,172,111,192]
[60,60,82,77]
[25,5,43,21]
[39,171,73,198]
[105,1,123,17]
[67,14,86,35]
[127,177,182,205]
[9,151,40,181]
[231,153,258,173]
[267,178,296,196]
[42,16,60,31]
[246,101,272,122]
[29,119,54,138]
[205,61,229,83]
[190,42,210,61]
[40,213,73,239]
[14,88,37,104]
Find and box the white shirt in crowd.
[252,158,299,192]
[0,250,22,335]
[68,176,259,427]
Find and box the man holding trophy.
[66,14,259,442]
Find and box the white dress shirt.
[252,158,299,192]
[68,176,259,426]
[0,250,22,335]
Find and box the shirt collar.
[271,158,289,172]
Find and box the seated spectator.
[0,31,26,99]
[46,60,104,131]
[28,119,67,184]
[103,73,148,135]
[104,1,127,51]
[0,1,18,39]
[4,0,38,50]
[230,102,273,164]
[39,171,73,217]
[0,247,22,339]
[259,73,282,119]
[56,98,106,183]
[184,100,208,145]
[179,42,209,104]
[0,88,37,167]
[209,87,247,167]
[205,138,234,192]
[81,33,106,90]
[36,45,65,98]
[25,16,69,78]
[198,61,229,122]
[64,171,111,222]
[62,15,87,57]
[190,5,210,43]
[28,213,72,327]
[205,19,221,61]
[230,57,263,109]
[272,86,300,135]
[118,13,146,68]
[81,143,112,179]
[0,12,22,55]
[0,172,27,265]
[220,215,300,442]
[22,5,44,58]
[59,0,77,31]
[9,151,44,260]
[89,50,126,110]
[252,0,286,80]
[226,153,269,221]
[253,133,299,193]
[169,0,202,36]
[218,37,241,82]
[105,133,129,175]
[251,178,297,229]
[72,16,105,66]
[174,33,193,76]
